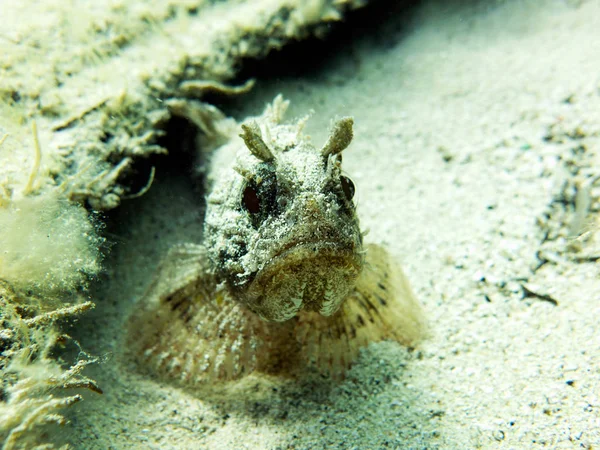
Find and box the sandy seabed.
[5,0,599,448]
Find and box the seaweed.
[0,125,104,448]
[0,281,101,450]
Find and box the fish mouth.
[241,241,364,322]
[270,239,355,262]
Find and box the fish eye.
[242,184,260,214]
[340,176,355,201]
[240,171,278,226]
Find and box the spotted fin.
[127,243,270,384]
[295,244,425,378]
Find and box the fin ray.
[127,243,269,383]
[296,244,424,377]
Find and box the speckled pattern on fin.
[294,244,424,378]
[127,244,270,383]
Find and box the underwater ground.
[2,0,599,448]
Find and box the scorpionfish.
[127,95,424,383]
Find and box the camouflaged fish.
[127,95,424,383]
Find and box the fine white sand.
[65,1,600,448]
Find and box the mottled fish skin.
[204,96,363,322]
[127,95,424,384]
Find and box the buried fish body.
[128,96,423,383]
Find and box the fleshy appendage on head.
[204,96,364,322]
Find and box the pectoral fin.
[127,243,270,384]
[295,244,425,378]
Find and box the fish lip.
[255,239,364,294]
[238,240,362,287]
[267,239,359,264]
[238,240,364,321]
[237,239,359,287]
